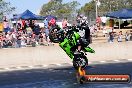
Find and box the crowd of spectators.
[0,15,132,49]
[89,22,132,43]
[108,30,132,43]
[0,16,55,49]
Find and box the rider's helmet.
[76,14,84,26]
[80,16,88,26]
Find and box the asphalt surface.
[0,62,132,88]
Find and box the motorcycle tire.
[79,76,87,84]
[73,55,88,70]
[49,26,61,43]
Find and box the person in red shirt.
[49,18,56,27]
[96,16,101,30]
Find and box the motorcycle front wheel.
[49,26,62,43]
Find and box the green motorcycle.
[49,25,95,70]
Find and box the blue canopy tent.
[16,10,43,20]
[106,9,132,19]
[35,15,44,20]
[19,10,37,19]
[106,8,132,29]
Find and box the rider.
[75,15,90,53]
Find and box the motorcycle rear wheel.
[73,55,88,70]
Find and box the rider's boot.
[78,67,86,76]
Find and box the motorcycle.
[49,24,95,84]
[49,25,95,70]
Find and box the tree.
[0,0,15,15]
[80,0,132,21]
[80,0,95,22]
[39,0,80,20]
[0,0,15,21]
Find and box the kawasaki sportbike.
[49,25,95,70]
[49,24,95,84]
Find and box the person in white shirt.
[101,16,107,30]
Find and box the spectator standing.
[17,19,22,31]
[92,24,98,37]
[39,32,45,45]
[44,18,48,28]
[101,16,107,30]
[45,26,50,46]
[96,16,101,30]
[2,34,8,48]
[33,24,40,43]
[26,26,32,37]
[108,32,114,43]
[21,20,26,30]
[76,14,81,26]
[3,17,10,33]
[12,32,17,48]
[31,32,36,47]
[117,31,123,42]
[130,32,132,41]
[6,32,13,48]
[16,32,22,48]
[0,22,3,32]
[12,19,17,28]
[21,33,26,47]
[62,18,68,29]
[125,32,129,41]
[49,18,56,28]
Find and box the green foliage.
[80,0,132,21]
[0,0,15,15]
[39,0,80,20]
[0,0,15,21]
[40,0,132,22]
[79,1,95,21]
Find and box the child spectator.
[108,32,114,43]
[125,32,129,41]
[117,31,123,42]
